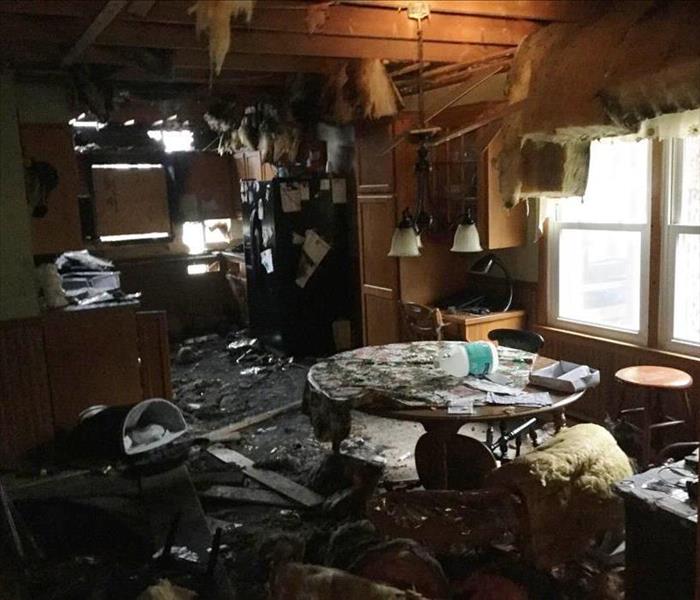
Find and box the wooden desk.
[441,309,527,341]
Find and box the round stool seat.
[615,365,693,390]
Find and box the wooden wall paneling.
[0,318,54,467]
[536,326,700,428]
[43,306,143,430]
[20,123,83,255]
[136,310,173,400]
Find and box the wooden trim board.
[207,448,323,508]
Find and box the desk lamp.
[469,253,513,312]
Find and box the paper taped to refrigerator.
[296,229,330,288]
[281,183,302,213]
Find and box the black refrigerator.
[241,176,351,356]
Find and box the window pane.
[673,137,700,225]
[558,138,650,224]
[558,229,642,332]
[672,233,700,344]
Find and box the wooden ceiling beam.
[110,66,286,85]
[62,0,129,67]
[96,20,511,62]
[85,47,338,74]
[339,1,606,22]
[130,2,539,46]
[1,15,506,63]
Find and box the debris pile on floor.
[0,331,626,600]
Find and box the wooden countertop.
[440,308,527,325]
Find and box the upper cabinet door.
[477,128,527,250]
[355,119,395,195]
[21,124,82,255]
[183,153,240,219]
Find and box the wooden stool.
[614,366,694,468]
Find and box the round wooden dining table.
[305,341,585,490]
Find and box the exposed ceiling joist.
[130,2,539,46]
[339,1,605,22]
[0,13,509,63]
[126,0,156,18]
[87,47,339,74]
[61,0,129,67]
[97,21,511,62]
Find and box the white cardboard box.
[529,361,600,393]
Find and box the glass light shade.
[388,226,421,257]
[416,232,423,250]
[451,222,483,253]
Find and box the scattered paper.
[292,232,306,245]
[296,229,330,288]
[466,378,523,394]
[281,183,302,213]
[485,391,552,407]
[261,248,274,274]
[300,182,310,201]
[331,178,347,204]
[448,398,476,414]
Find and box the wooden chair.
[487,328,545,354]
[487,328,546,457]
[400,302,446,341]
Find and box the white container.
[529,361,600,393]
[438,342,499,377]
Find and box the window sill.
[535,324,700,365]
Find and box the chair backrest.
[488,328,544,353]
[401,302,445,341]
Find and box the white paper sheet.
[281,183,302,213]
[300,182,311,201]
[331,178,347,204]
[295,229,330,287]
[261,248,274,274]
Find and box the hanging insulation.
[322,59,401,124]
[188,0,256,75]
[273,126,301,165]
[356,59,402,120]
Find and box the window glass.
[672,233,700,344]
[673,137,700,225]
[557,139,650,224]
[558,229,643,332]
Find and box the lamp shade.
[451,222,483,253]
[388,226,421,257]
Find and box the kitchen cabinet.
[21,123,83,255]
[233,150,276,181]
[476,128,527,249]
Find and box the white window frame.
[659,139,700,357]
[547,144,652,345]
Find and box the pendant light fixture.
[387,4,434,258]
[451,208,483,253]
[388,208,421,257]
